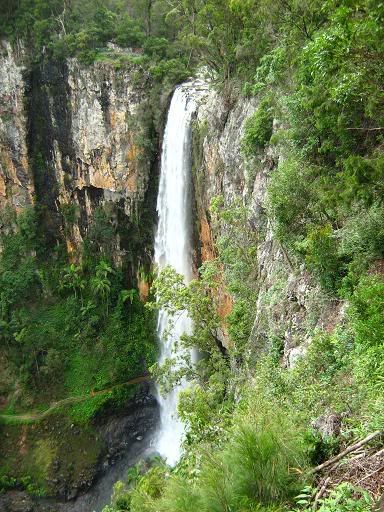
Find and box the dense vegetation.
[0,205,156,417]
[1,0,384,509]
[0,204,156,494]
[98,0,383,511]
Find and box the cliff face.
[0,42,32,212]
[193,89,341,366]
[0,38,341,362]
[0,43,160,509]
[0,41,157,272]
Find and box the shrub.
[316,483,372,512]
[292,483,372,512]
[339,204,384,263]
[224,421,304,504]
[129,465,168,512]
[115,14,145,47]
[267,158,318,243]
[348,275,384,406]
[157,476,201,512]
[340,155,384,207]
[242,98,274,155]
[299,224,344,291]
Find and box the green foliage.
[149,58,189,87]
[291,483,372,512]
[299,224,344,291]
[60,263,85,299]
[0,0,193,97]
[60,203,79,226]
[84,207,116,260]
[339,205,384,264]
[103,397,307,512]
[222,418,305,505]
[0,474,45,497]
[210,196,258,353]
[242,98,274,155]
[150,264,222,356]
[340,155,384,207]
[178,380,231,445]
[252,294,384,437]
[267,158,319,244]
[259,1,384,297]
[154,475,202,512]
[115,14,145,47]
[3,2,384,510]
[0,205,156,423]
[250,46,287,94]
[348,276,384,426]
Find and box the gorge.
[1,1,384,511]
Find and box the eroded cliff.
[192,88,342,366]
[0,41,161,509]
[0,40,157,274]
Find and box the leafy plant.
[242,98,274,155]
[291,483,372,512]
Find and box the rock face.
[0,41,157,272]
[312,412,342,439]
[66,58,148,207]
[0,41,338,362]
[193,88,341,364]
[0,41,32,212]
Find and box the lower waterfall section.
[153,86,197,466]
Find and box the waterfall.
[153,85,198,466]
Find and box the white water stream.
[153,85,200,465]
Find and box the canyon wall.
[0,40,157,273]
[0,36,342,368]
[0,42,32,212]
[193,88,341,366]
[0,40,160,509]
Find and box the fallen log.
[312,430,383,474]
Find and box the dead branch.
[369,448,384,459]
[356,464,384,485]
[346,127,384,131]
[312,431,383,474]
[313,477,331,510]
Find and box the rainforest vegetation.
[0,0,383,510]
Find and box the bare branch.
[311,431,383,474]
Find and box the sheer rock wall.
[0,40,156,272]
[193,89,341,365]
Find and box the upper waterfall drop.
[153,83,203,466]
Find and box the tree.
[60,263,85,301]
[91,260,114,315]
[149,263,229,394]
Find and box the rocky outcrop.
[0,41,33,213]
[0,41,157,272]
[193,88,341,365]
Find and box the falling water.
[153,85,198,466]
